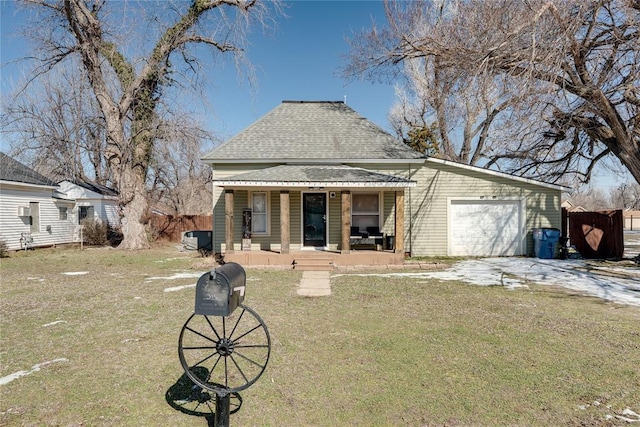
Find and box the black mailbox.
[195,262,246,316]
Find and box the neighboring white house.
[57,180,120,227]
[0,152,76,251]
[0,153,121,251]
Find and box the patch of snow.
[42,320,67,327]
[145,272,202,281]
[336,257,640,307]
[164,283,197,293]
[0,358,68,385]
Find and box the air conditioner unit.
[18,206,31,217]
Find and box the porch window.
[351,192,380,231]
[251,191,269,235]
[59,207,68,221]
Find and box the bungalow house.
[202,101,566,258]
[0,152,76,251]
[57,180,120,228]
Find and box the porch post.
[341,190,351,254]
[280,190,290,254]
[225,189,234,253]
[395,190,404,254]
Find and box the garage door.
[449,200,523,256]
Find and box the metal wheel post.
[215,392,230,427]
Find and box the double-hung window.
[351,192,380,230]
[251,192,269,235]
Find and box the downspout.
[210,165,216,255]
[408,163,413,256]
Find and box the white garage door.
[449,200,523,256]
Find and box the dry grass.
[1,245,639,426]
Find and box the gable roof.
[202,101,424,163]
[0,152,57,187]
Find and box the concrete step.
[293,258,334,271]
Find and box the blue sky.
[0,1,630,190]
[1,0,395,140]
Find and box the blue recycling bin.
[532,228,561,259]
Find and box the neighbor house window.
[29,202,40,233]
[251,192,269,235]
[59,207,68,220]
[79,205,94,224]
[351,192,380,231]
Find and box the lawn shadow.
[165,367,242,426]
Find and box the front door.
[303,193,327,247]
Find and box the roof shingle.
[0,152,57,187]
[202,101,424,162]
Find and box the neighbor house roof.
[202,101,425,163]
[0,152,57,187]
[69,180,119,197]
[213,164,416,188]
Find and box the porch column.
[341,190,351,254]
[225,189,234,253]
[395,190,404,254]
[280,190,290,254]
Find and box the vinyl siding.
[406,162,562,257]
[209,162,562,257]
[0,184,76,251]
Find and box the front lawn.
[1,246,638,426]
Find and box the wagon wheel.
[165,367,243,417]
[178,304,271,393]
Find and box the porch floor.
[220,249,405,270]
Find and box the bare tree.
[610,182,640,209]
[344,0,640,185]
[2,65,109,184]
[149,115,217,215]
[16,0,281,249]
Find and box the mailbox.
[195,262,246,316]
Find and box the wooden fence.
[567,210,623,259]
[149,214,212,242]
[624,211,640,230]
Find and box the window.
[59,207,68,221]
[351,192,380,231]
[29,202,40,233]
[79,205,94,224]
[251,192,269,235]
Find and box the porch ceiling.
[213,164,416,188]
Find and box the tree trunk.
[118,167,150,250]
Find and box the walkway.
[297,270,332,297]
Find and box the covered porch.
[212,165,415,258]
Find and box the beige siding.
[210,162,562,257]
[406,162,562,257]
[327,192,341,250]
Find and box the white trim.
[447,197,526,256]
[0,180,57,190]
[425,157,571,191]
[212,180,415,188]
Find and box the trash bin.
[532,228,561,259]
[385,235,395,251]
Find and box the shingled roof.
[202,101,424,162]
[213,164,416,187]
[0,152,57,187]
